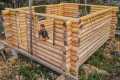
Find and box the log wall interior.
[2,3,118,77]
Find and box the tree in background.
[0,0,29,8]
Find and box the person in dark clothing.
[39,24,49,41]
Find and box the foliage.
[87,72,105,80]
[18,65,36,80]
[63,0,76,3]
[18,64,57,80]
[87,47,105,67]
[34,6,46,13]
[79,41,120,80]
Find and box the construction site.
[0,0,120,80]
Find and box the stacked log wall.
[17,11,28,50]
[63,3,79,17]
[32,17,66,72]
[2,3,118,79]
[90,5,108,13]
[65,20,80,76]
[46,4,64,16]
[3,10,19,48]
[77,8,116,67]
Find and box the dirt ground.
[0,55,29,80]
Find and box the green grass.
[18,63,58,80]
[79,46,107,80]
[79,42,120,80]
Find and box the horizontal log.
[55,24,64,29]
[55,20,65,25]
[80,14,111,26]
[79,18,111,37]
[80,23,110,41]
[33,45,63,64]
[32,38,63,54]
[78,30,109,54]
[80,8,112,21]
[78,34,108,66]
[55,28,64,34]
[55,32,64,38]
[33,51,63,70]
[79,31,109,54]
[80,27,109,45]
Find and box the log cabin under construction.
[2,3,118,78]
